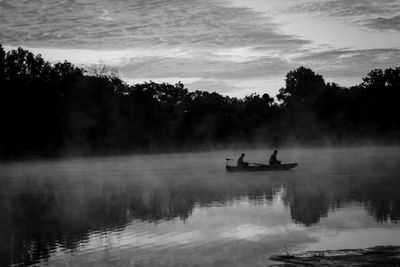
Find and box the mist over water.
[1,146,400,266]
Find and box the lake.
[1,146,400,266]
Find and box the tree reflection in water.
[0,157,399,266]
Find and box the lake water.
[1,146,400,266]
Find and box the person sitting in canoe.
[269,150,281,165]
[237,153,249,167]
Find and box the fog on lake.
[1,146,399,266]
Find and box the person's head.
[273,150,278,155]
[241,153,245,157]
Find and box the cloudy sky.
[1,0,400,97]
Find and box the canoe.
[226,163,298,172]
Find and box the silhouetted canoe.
[226,163,298,172]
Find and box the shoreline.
[269,246,400,266]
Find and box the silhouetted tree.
[277,66,326,110]
[360,68,400,133]
[0,44,5,80]
[0,44,399,159]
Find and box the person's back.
[269,150,281,165]
[237,153,248,167]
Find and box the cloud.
[364,15,400,31]
[230,0,400,38]
[286,0,399,17]
[1,0,399,97]
[0,0,308,50]
[283,0,400,31]
[99,10,114,21]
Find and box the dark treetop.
[1,44,399,159]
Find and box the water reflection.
[0,147,399,266]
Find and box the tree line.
[1,44,399,159]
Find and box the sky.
[1,0,400,97]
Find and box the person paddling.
[269,150,281,165]
[237,153,249,167]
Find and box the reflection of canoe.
[226,163,298,172]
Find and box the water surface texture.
[1,147,400,266]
